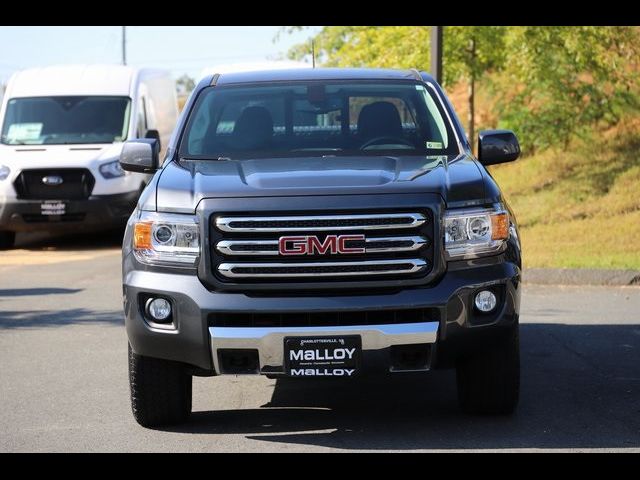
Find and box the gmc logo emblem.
[278,235,365,255]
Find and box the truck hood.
[155,154,487,213]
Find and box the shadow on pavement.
[14,228,125,252]
[0,308,123,329]
[0,288,83,297]
[167,323,640,450]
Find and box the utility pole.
[430,26,443,84]
[122,26,127,65]
[311,40,316,68]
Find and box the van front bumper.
[123,254,521,374]
[0,191,139,232]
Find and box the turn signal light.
[134,222,152,249]
[491,213,509,240]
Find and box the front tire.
[128,344,192,428]
[0,231,15,250]
[456,324,520,415]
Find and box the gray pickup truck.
[120,68,522,427]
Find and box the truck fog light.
[474,290,497,313]
[146,298,172,322]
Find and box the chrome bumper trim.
[217,259,427,278]
[209,321,439,374]
[215,212,427,232]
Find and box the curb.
[524,268,640,286]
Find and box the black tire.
[0,231,15,250]
[456,324,520,415]
[128,344,192,428]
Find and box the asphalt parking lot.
[1,231,639,452]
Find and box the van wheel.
[456,324,520,415]
[128,344,192,428]
[0,231,15,250]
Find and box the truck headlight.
[0,165,10,181]
[444,206,509,260]
[133,211,199,266]
[99,160,126,179]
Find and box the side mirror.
[119,138,159,173]
[144,129,161,152]
[478,130,520,166]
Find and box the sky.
[0,26,322,84]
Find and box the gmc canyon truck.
[120,68,522,427]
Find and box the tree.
[444,27,506,149]
[176,74,195,96]
[494,26,640,152]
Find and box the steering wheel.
[360,136,414,150]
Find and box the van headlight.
[0,165,10,181]
[133,211,199,267]
[99,160,125,179]
[444,206,509,260]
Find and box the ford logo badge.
[42,175,64,186]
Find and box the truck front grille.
[211,210,434,285]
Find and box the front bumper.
[123,254,521,374]
[0,191,139,232]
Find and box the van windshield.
[179,81,459,159]
[1,96,131,145]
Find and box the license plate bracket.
[284,335,361,377]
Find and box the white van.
[0,65,178,248]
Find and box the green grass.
[489,117,640,269]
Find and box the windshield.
[1,96,131,145]
[180,81,459,159]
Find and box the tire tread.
[128,344,192,427]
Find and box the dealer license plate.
[41,201,66,216]
[284,336,361,377]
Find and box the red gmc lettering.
[338,235,366,254]
[308,236,337,255]
[278,236,307,255]
[278,235,366,255]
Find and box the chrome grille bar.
[218,259,427,278]
[215,213,426,232]
[216,236,428,256]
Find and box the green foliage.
[442,26,506,85]
[284,26,505,87]
[285,27,430,71]
[494,26,640,153]
[283,26,640,154]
